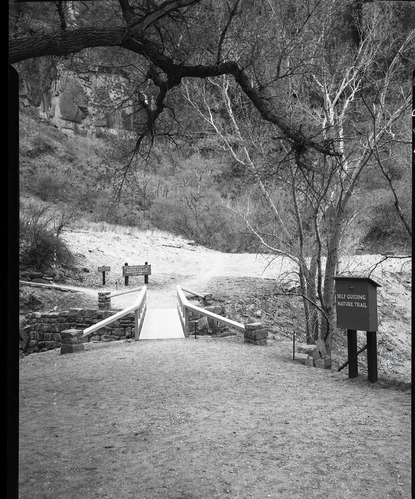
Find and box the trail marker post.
[98,266,111,286]
[124,263,129,286]
[333,276,381,382]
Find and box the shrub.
[25,133,56,158]
[361,189,412,251]
[19,207,75,272]
[31,172,70,203]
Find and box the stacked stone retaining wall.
[20,308,136,355]
[188,303,229,335]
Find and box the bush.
[361,189,412,251]
[31,172,70,203]
[25,133,56,158]
[19,208,75,272]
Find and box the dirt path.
[19,338,411,498]
[96,250,286,309]
[61,228,411,312]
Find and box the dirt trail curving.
[61,228,411,312]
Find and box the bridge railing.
[84,286,147,340]
[109,286,144,298]
[176,285,245,337]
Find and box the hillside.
[20,224,411,387]
[18,104,412,256]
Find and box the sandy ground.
[19,337,411,499]
[61,227,411,308]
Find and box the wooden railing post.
[134,308,140,340]
[184,307,189,337]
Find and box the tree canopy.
[9,0,355,155]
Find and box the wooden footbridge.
[82,286,246,341]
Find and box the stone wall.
[20,298,269,355]
[20,308,136,355]
[188,304,229,336]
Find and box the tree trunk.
[321,206,345,355]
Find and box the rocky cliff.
[19,63,136,137]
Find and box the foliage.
[19,205,75,272]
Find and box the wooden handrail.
[176,285,245,335]
[84,286,147,339]
[181,287,207,299]
[109,286,143,298]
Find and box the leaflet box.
[333,276,381,331]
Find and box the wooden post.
[134,308,139,340]
[144,262,149,284]
[184,308,189,337]
[98,266,110,285]
[366,331,378,382]
[338,344,367,372]
[347,329,358,378]
[124,263,129,286]
[293,332,296,360]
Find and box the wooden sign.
[333,276,381,331]
[333,276,381,382]
[122,264,151,277]
[98,266,111,272]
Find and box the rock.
[305,356,314,367]
[197,316,209,332]
[297,343,316,356]
[22,294,44,311]
[315,357,332,369]
[29,272,43,279]
[294,353,309,365]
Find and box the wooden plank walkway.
[138,309,185,340]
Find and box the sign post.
[124,262,129,286]
[333,276,381,382]
[122,262,152,285]
[347,329,358,379]
[98,266,111,286]
[366,331,378,383]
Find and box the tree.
[9,0,338,156]
[181,1,413,351]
